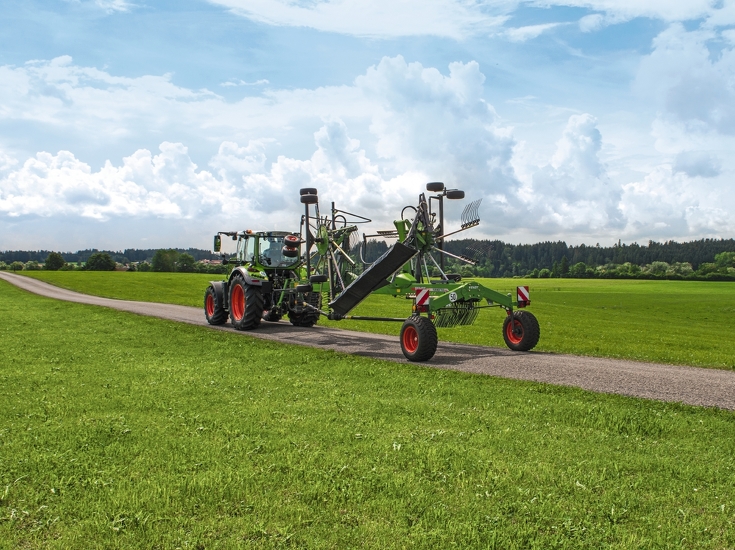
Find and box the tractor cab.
[233,231,301,270]
[213,230,302,270]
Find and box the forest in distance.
[2,237,735,280]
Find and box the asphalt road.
[2,271,734,410]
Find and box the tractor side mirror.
[213,234,221,252]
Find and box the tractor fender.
[208,280,227,310]
[229,267,273,294]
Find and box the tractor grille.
[433,302,479,328]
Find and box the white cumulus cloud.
[519,114,624,233]
[0,143,246,221]
[2,51,734,249]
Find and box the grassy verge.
[22,272,735,369]
[1,280,734,548]
[20,271,215,307]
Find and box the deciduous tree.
[85,252,116,271]
[44,252,66,271]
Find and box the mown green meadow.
[1,280,735,548]
[22,271,735,369]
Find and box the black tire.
[299,187,318,196]
[300,194,318,204]
[229,275,263,330]
[502,310,540,351]
[262,309,281,322]
[426,181,445,192]
[289,292,322,327]
[204,285,227,325]
[400,316,438,362]
[445,189,465,200]
[310,274,328,283]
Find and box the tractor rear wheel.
[229,275,263,330]
[289,292,322,327]
[400,316,438,362]
[204,285,227,325]
[502,310,540,351]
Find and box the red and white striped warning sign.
[517,286,530,303]
[415,288,430,306]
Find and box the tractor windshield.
[258,235,299,267]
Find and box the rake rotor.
[433,302,479,328]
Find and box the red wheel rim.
[506,319,523,345]
[231,284,245,320]
[402,325,419,353]
[205,293,215,316]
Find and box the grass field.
[1,280,734,548]
[22,271,735,369]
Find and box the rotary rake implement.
[204,183,539,362]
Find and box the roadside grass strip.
[23,272,735,369]
[1,281,735,548]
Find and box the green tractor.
[204,229,322,330]
[203,187,362,331]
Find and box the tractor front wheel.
[229,276,264,330]
[204,285,227,325]
[502,310,540,351]
[400,316,438,362]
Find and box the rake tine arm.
[434,247,477,265]
[435,224,476,240]
[330,240,356,266]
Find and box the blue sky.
[1,0,733,250]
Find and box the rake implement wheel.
[400,316,438,362]
[229,275,263,330]
[204,285,227,325]
[502,310,540,351]
[445,189,465,200]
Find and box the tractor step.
[329,242,417,316]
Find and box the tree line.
[0,248,217,265]
[0,249,227,274]
[4,237,735,279]
[355,237,735,280]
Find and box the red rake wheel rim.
[205,293,215,316]
[231,284,245,321]
[506,319,524,345]
[402,325,419,353]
